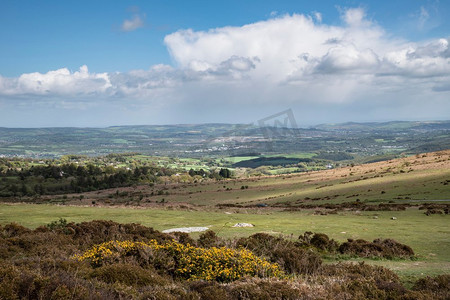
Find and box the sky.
[0,0,449,127]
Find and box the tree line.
[0,163,233,197]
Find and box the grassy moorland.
[0,151,449,299]
[2,219,449,299]
[1,204,448,280]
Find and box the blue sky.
[0,0,449,127]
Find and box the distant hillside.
[0,121,449,158]
[312,120,450,131]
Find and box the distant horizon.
[1,119,449,130]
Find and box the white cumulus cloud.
[1,65,111,97]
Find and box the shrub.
[74,239,284,282]
[320,262,400,283]
[298,231,339,252]
[338,238,414,259]
[413,274,450,299]
[0,264,20,299]
[1,223,31,238]
[170,231,197,246]
[88,263,168,286]
[373,238,414,257]
[188,281,230,300]
[425,209,444,215]
[64,220,172,244]
[46,218,68,231]
[50,285,72,300]
[237,233,322,275]
[226,278,301,300]
[198,230,221,248]
[318,262,416,299]
[1,230,77,260]
[0,262,104,300]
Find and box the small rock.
[232,223,254,228]
[373,216,378,219]
[162,227,209,233]
[391,217,397,220]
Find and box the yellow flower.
[73,238,284,282]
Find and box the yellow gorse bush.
[73,239,284,282]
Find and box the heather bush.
[237,233,322,274]
[189,278,305,300]
[1,222,31,238]
[226,278,301,299]
[338,238,414,259]
[297,231,414,259]
[412,274,450,299]
[298,231,339,252]
[88,263,169,286]
[320,262,400,283]
[64,220,172,244]
[0,262,111,299]
[170,231,196,246]
[198,230,221,248]
[188,281,230,300]
[316,262,430,299]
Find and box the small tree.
[219,168,231,178]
